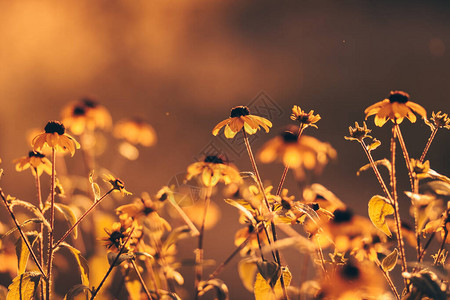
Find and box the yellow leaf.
[238,258,258,292]
[7,272,41,300]
[55,203,78,239]
[58,243,89,286]
[368,195,394,237]
[14,231,39,275]
[254,267,291,300]
[382,248,398,272]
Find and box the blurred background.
[0,0,449,299]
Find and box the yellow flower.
[364,90,427,127]
[100,222,133,251]
[410,158,430,180]
[103,174,132,196]
[290,105,321,128]
[425,110,450,130]
[186,155,242,187]
[212,106,272,138]
[13,151,52,177]
[114,118,157,147]
[32,121,80,156]
[61,98,112,135]
[258,127,336,178]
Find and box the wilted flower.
[103,174,132,196]
[290,105,321,128]
[212,106,272,138]
[425,110,450,130]
[61,98,112,135]
[186,155,242,187]
[14,151,52,177]
[345,122,373,142]
[364,90,426,127]
[32,121,80,156]
[410,158,430,180]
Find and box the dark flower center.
[158,193,168,202]
[83,98,98,108]
[333,209,353,223]
[73,106,86,116]
[28,151,45,158]
[341,263,360,280]
[143,206,155,215]
[109,231,125,247]
[204,155,224,164]
[281,199,292,210]
[44,121,65,135]
[389,91,410,103]
[309,203,320,211]
[230,106,250,118]
[280,131,298,143]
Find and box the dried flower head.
[410,159,430,180]
[290,105,321,128]
[364,91,427,127]
[212,106,272,138]
[103,174,132,196]
[32,121,80,156]
[345,122,373,142]
[425,111,450,130]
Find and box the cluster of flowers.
[0,92,448,300]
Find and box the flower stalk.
[46,148,56,300]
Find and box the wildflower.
[32,121,80,156]
[100,222,133,250]
[410,158,430,180]
[103,174,132,196]
[425,111,450,130]
[235,223,268,256]
[364,90,427,127]
[290,105,321,128]
[344,122,373,142]
[114,118,157,147]
[186,155,242,187]
[258,127,336,178]
[61,98,112,135]
[212,106,272,138]
[13,151,52,177]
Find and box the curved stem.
[420,127,438,163]
[53,188,114,249]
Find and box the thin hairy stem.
[130,259,154,300]
[394,124,414,191]
[376,259,400,300]
[53,188,114,249]
[0,188,47,279]
[195,185,212,300]
[35,172,45,299]
[90,227,135,300]
[168,198,199,237]
[420,127,438,163]
[46,148,56,300]
[388,131,408,288]
[413,177,422,260]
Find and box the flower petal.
[212,119,230,136]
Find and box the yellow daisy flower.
[290,105,321,128]
[13,151,52,177]
[100,222,133,251]
[32,121,80,156]
[364,90,427,127]
[61,98,112,135]
[113,118,157,147]
[186,155,242,187]
[258,127,336,177]
[212,106,272,138]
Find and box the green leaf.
[368,195,394,237]
[15,231,39,275]
[1,219,42,240]
[9,199,51,230]
[54,203,78,239]
[6,272,41,300]
[89,171,101,201]
[107,252,134,267]
[256,261,280,289]
[357,159,391,176]
[58,243,89,286]
[254,267,291,300]
[224,199,255,223]
[367,138,381,151]
[63,284,91,300]
[382,248,398,272]
[238,258,258,292]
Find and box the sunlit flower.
[319,259,385,299]
[13,151,52,177]
[258,127,336,178]
[61,98,112,135]
[103,174,132,196]
[364,90,427,127]
[425,111,450,130]
[290,105,321,128]
[410,158,430,180]
[212,106,272,138]
[100,222,133,250]
[114,118,157,147]
[186,155,242,187]
[32,121,80,156]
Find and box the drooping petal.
[228,118,244,133]
[212,118,230,136]
[224,125,238,138]
[364,99,388,118]
[406,101,427,118]
[405,109,417,123]
[32,134,47,152]
[243,122,258,135]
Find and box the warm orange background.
[0,1,449,299]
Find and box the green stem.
[0,188,47,279]
[46,148,56,300]
[420,127,438,163]
[53,188,114,249]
